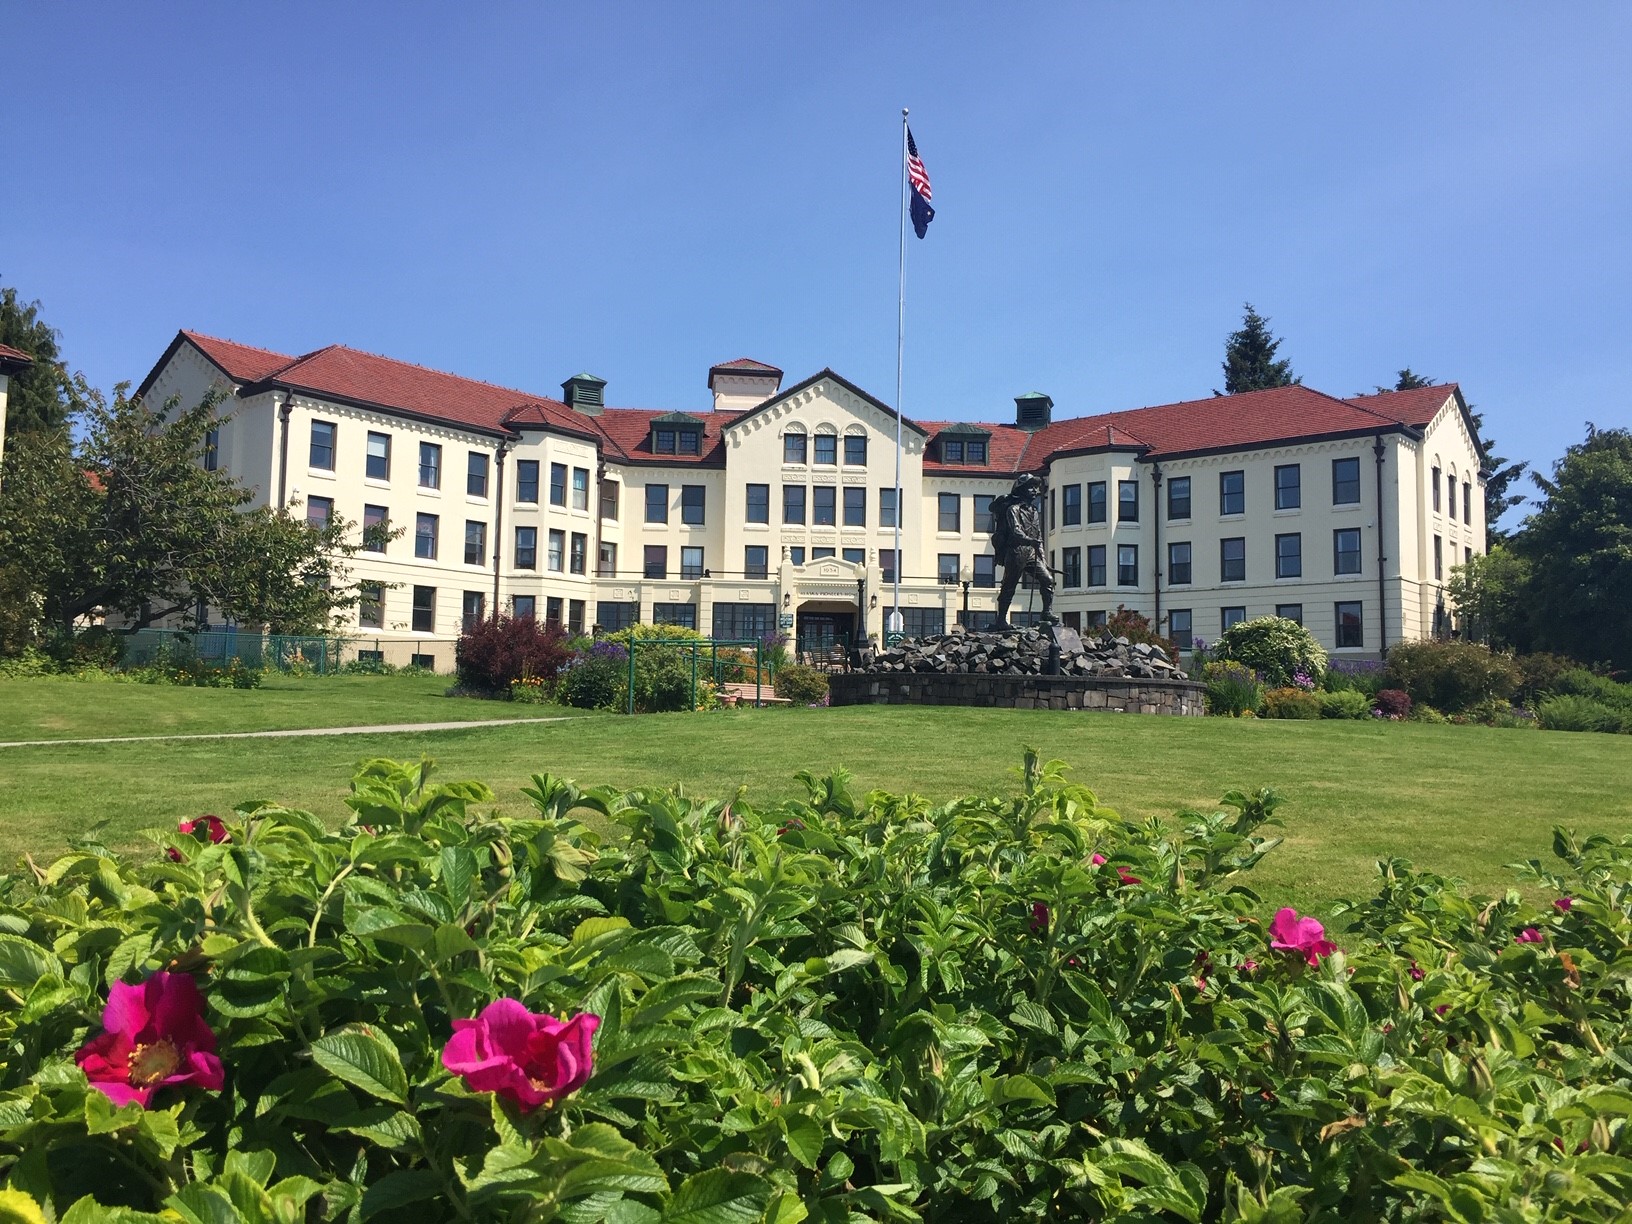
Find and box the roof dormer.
[649,411,706,456]
[707,358,782,412]
[937,422,991,465]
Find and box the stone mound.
[855,627,1187,681]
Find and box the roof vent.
[1014,392,1053,431]
[561,373,606,416]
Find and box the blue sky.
[6,3,1630,525]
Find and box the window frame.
[549,463,567,507]
[1274,463,1301,510]
[1335,601,1364,648]
[938,492,961,533]
[783,431,807,465]
[365,431,391,481]
[359,583,384,629]
[414,512,439,560]
[514,526,538,570]
[1118,479,1139,523]
[1220,536,1246,583]
[879,486,898,528]
[1166,475,1191,520]
[572,467,590,511]
[1220,470,1245,516]
[843,434,868,466]
[644,545,667,579]
[680,484,706,526]
[547,528,565,573]
[1167,541,1192,585]
[309,420,336,471]
[813,432,838,466]
[362,505,389,553]
[1062,484,1082,526]
[570,531,587,575]
[812,485,836,526]
[1087,544,1107,587]
[783,484,806,524]
[745,483,770,524]
[744,544,769,580]
[411,585,436,633]
[843,486,866,527]
[1087,481,1107,524]
[418,442,442,490]
[467,451,489,498]
[1333,527,1362,575]
[645,483,669,524]
[1062,546,1082,588]
[464,519,487,566]
[680,545,705,580]
[1332,457,1361,505]
[1117,543,1138,586]
[1275,532,1302,578]
[515,459,539,503]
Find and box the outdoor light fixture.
[959,563,973,625]
[783,593,791,608]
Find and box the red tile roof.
[182,331,299,383]
[918,421,1033,476]
[0,342,35,364]
[591,406,730,465]
[1344,384,1459,428]
[710,357,782,374]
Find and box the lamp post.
[959,562,973,627]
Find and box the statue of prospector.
[989,473,1056,628]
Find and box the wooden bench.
[719,682,791,706]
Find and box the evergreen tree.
[1377,368,1436,392]
[1220,303,1299,394]
[0,283,84,438]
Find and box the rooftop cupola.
[1014,392,1053,431]
[561,373,606,416]
[707,358,783,412]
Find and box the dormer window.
[678,430,700,456]
[939,435,988,465]
[649,412,705,456]
[655,428,676,454]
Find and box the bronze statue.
[989,473,1056,627]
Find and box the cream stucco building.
[138,331,1486,668]
[0,342,36,476]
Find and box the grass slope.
[1,691,1628,910]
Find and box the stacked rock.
[852,626,1187,681]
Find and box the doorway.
[796,611,854,658]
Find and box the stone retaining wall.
[829,672,1206,715]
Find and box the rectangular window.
[645,483,669,523]
[1275,532,1302,578]
[1432,466,1442,513]
[516,459,539,503]
[938,492,960,532]
[973,555,996,588]
[1087,481,1107,524]
[1118,480,1139,523]
[1434,534,1443,580]
[844,434,867,466]
[1447,474,1457,517]
[310,421,336,471]
[677,430,700,456]
[546,597,563,626]
[880,549,898,584]
[204,427,220,471]
[1221,606,1247,632]
[598,541,617,577]
[784,432,807,464]
[1117,544,1138,586]
[1048,489,1057,531]
[1335,601,1364,648]
[653,429,676,455]
[363,504,388,553]
[783,484,806,524]
[653,602,697,629]
[1062,484,1082,525]
[1463,482,1472,525]
[550,463,567,507]
[599,478,619,520]
[1276,603,1303,624]
[812,486,836,526]
[644,545,667,579]
[1334,528,1362,575]
[306,495,333,528]
[512,595,536,620]
[813,433,837,465]
[1465,546,1472,565]
[419,442,441,490]
[415,513,438,560]
[938,553,959,585]
[568,600,585,634]
[745,545,769,580]
[464,520,486,566]
[942,439,964,464]
[812,546,835,559]
[572,467,590,511]
[1062,546,1082,588]
[1167,476,1191,520]
[879,487,898,528]
[886,607,946,637]
[462,591,486,632]
[1332,457,1360,505]
[1220,470,1245,516]
[597,601,637,632]
[681,484,706,525]
[409,652,436,670]
[1087,545,1107,586]
[1169,609,1193,650]
[712,602,777,639]
[570,532,587,575]
[1220,537,1246,582]
[467,452,489,498]
[515,526,537,570]
[1085,610,1108,629]
[411,585,435,633]
[547,529,565,572]
[1274,463,1301,510]
[967,439,988,464]
[680,546,704,579]
[843,486,866,527]
[973,494,994,534]
[366,431,390,481]
[1168,541,1192,585]
[745,483,770,524]
[842,547,865,564]
[359,583,384,629]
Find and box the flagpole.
[892,107,908,633]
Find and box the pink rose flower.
[167,814,229,861]
[75,972,224,1107]
[1116,867,1142,886]
[1409,961,1425,981]
[1029,902,1050,935]
[442,1000,599,1111]
[1090,853,1107,866]
[1238,958,1259,973]
[1554,897,1573,912]
[1268,907,1337,967]
[1515,927,1543,944]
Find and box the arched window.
[813,426,839,466]
[782,424,807,465]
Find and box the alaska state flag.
[907,127,934,238]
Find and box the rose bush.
[0,756,1627,1220]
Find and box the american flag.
[907,127,935,239]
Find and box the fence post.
[626,636,636,715]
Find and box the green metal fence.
[624,637,769,713]
[120,629,352,674]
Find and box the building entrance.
[796,611,854,659]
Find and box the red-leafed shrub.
[455,616,574,697]
[1374,688,1413,719]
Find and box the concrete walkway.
[0,717,569,749]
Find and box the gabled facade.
[136,330,1486,667]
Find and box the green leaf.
[439,846,477,909]
[309,1027,410,1106]
[360,1169,444,1220]
[60,1200,172,1224]
[330,1106,423,1150]
[166,1184,241,1224]
[661,1168,772,1224]
[780,1113,825,1170]
[573,916,633,945]
[0,935,62,987]
[1009,1000,1057,1036]
[1096,1138,1204,1224]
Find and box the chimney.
[1014,392,1053,431]
[561,373,606,416]
[707,359,783,412]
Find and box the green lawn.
[0,673,570,742]
[1,682,1628,912]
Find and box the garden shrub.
[1,758,1631,1221]
[1374,688,1412,719]
[1383,639,1520,714]
[1516,651,1578,704]
[772,662,828,705]
[1216,615,1327,687]
[1261,686,1322,719]
[455,615,574,697]
[1202,659,1261,717]
[1551,668,1632,718]
[0,647,55,678]
[1323,656,1387,697]
[558,641,628,710]
[1536,694,1629,734]
[1410,702,1448,723]
[1318,689,1372,719]
[339,655,398,676]
[1101,605,1179,662]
